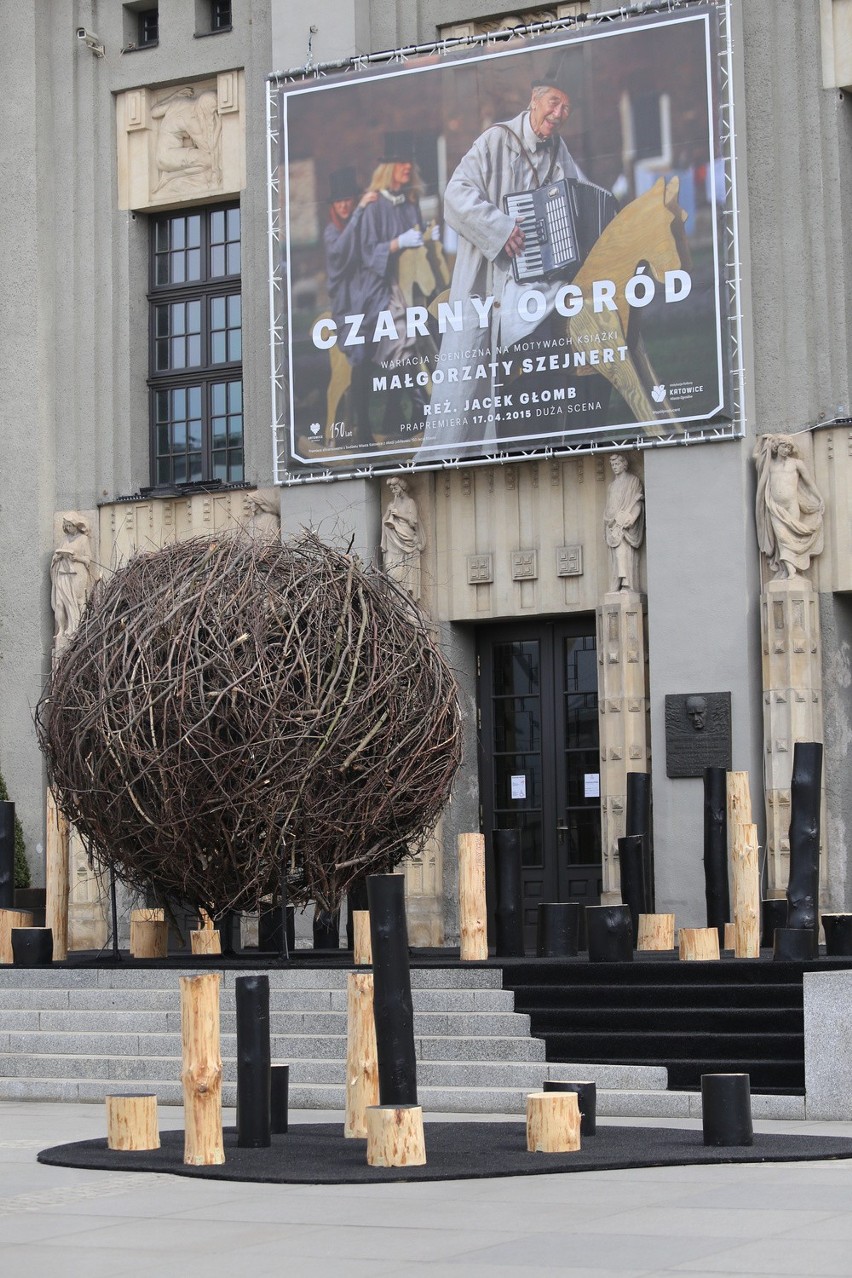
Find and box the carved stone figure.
[603,454,645,592]
[381,477,426,600]
[152,87,222,197]
[245,491,281,541]
[754,434,824,580]
[51,513,98,648]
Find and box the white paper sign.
[584,772,600,799]
[510,775,526,800]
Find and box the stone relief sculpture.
[603,454,645,592]
[245,491,281,541]
[152,87,222,197]
[753,434,825,580]
[50,512,99,649]
[381,477,426,601]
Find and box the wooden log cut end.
[526,1091,581,1153]
[365,1105,426,1167]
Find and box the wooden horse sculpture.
[569,176,691,427]
[322,222,448,441]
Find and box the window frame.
[147,202,243,488]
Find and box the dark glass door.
[477,619,602,953]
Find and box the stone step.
[0,966,503,990]
[0,985,515,1013]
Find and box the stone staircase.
[0,965,675,1115]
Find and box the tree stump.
[180,973,225,1166]
[353,910,372,965]
[130,918,168,958]
[526,1091,581,1153]
[678,927,721,961]
[45,788,69,962]
[458,833,487,960]
[106,1093,160,1150]
[723,922,736,950]
[732,821,760,958]
[365,1104,426,1167]
[190,929,221,955]
[637,913,675,951]
[345,972,379,1138]
[0,909,33,965]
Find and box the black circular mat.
[37,1122,852,1185]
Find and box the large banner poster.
[272,3,739,477]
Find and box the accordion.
[504,178,618,285]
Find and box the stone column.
[761,577,826,896]
[596,591,650,902]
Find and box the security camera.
[76,28,105,57]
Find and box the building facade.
[1,0,850,947]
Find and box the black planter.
[493,829,524,957]
[0,801,14,910]
[786,741,822,934]
[235,975,271,1148]
[822,914,852,957]
[617,834,645,947]
[271,1063,289,1134]
[703,766,730,943]
[366,873,417,1106]
[625,772,653,912]
[313,906,341,950]
[701,1073,753,1147]
[586,905,633,963]
[543,1079,597,1136]
[536,902,580,958]
[258,904,295,954]
[760,899,788,950]
[773,927,816,961]
[11,926,53,967]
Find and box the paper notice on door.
[584,772,600,798]
[510,775,526,800]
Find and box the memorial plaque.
[665,692,732,778]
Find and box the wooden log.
[732,821,760,959]
[526,1091,581,1153]
[365,1104,426,1167]
[723,922,736,950]
[678,926,721,961]
[0,909,34,965]
[190,929,222,955]
[458,833,488,961]
[352,910,372,965]
[131,907,165,922]
[726,771,752,899]
[180,973,225,1166]
[637,913,675,951]
[45,788,69,962]
[344,972,379,1138]
[130,918,168,958]
[106,1093,160,1151]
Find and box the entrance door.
[477,620,602,953]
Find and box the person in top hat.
[322,166,377,440]
[418,52,613,455]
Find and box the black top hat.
[531,51,576,98]
[328,166,360,202]
[381,131,415,163]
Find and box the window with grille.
[148,204,243,486]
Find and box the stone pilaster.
[403,819,444,946]
[761,576,825,894]
[67,829,109,951]
[596,591,650,901]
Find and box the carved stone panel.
[664,693,732,778]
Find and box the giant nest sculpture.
[36,532,462,918]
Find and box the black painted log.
[617,835,645,947]
[0,801,15,910]
[258,904,295,954]
[760,899,788,950]
[536,902,580,957]
[11,927,53,967]
[543,1079,597,1136]
[367,873,417,1106]
[626,772,653,911]
[703,766,730,943]
[822,914,852,957]
[235,975,271,1148]
[493,829,524,957]
[219,910,239,956]
[346,876,369,949]
[313,906,340,949]
[701,1073,753,1146]
[773,926,817,961]
[786,741,823,933]
[271,1064,289,1135]
[586,904,633,963]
